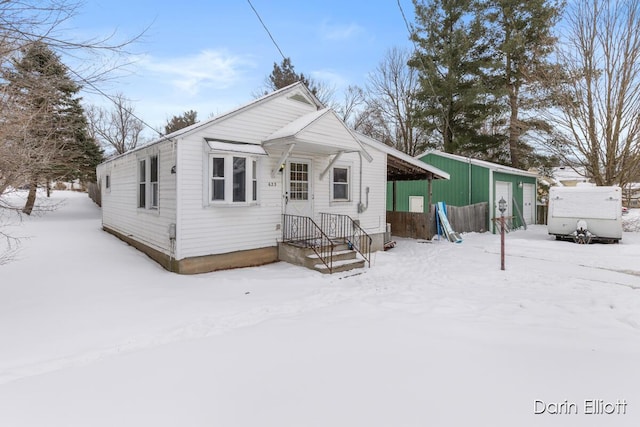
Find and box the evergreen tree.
[486,0,564,169]
[268,57,313,92]
[261,57,333,105]
[410,0,503,156]
[164,110,198,134]
[2,41,101,213]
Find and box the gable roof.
[99,82,323,165]
[357,134,449,180]
[416,149,538,178]
[167,81,323,140]
[263,108,373,160]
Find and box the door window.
[289,162,309,201]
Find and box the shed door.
[523,183,536,224]
[285,159,313,218]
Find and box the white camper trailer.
[547,186,622,243]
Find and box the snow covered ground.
[1,191,639,426]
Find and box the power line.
[247,0,287,61]
[65,65,166,141]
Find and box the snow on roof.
[99,82,321,166]
[356,134,450,180]
[415,149,538,177]
[264,108,330,142]
[552,166,589,183]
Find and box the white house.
[96,83,448,274]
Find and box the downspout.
[358,152,368,213]
[489,169,494,233]
[173,138,181,270]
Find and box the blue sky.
[64,0,416,138]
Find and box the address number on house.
[268,182,277,187]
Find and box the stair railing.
[282,214,334,273]
[320,213,372,267]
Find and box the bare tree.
[0,0,145,261]
[548,0,640,188]
[361,47,428,156]
[334,85,366,128]
[86,93,144,155]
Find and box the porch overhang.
[262,108,373,161]
[263,137,363,157]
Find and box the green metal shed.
[387,150,538,233]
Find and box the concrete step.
[304,248,357,268]
[311,256,366,274]
[278,241,365,274]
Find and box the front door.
[285,159,313,218]
[523,183,536,225]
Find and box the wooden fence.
[386,202,488,240]
[87,182,101,207]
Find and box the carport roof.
[357,133,450,181]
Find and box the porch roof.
[262,108,372,160]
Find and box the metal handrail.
[320,212,372,267]
[282,214,335,273]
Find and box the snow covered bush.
[623,214,640,232]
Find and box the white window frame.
[208,153,259,206]
[150,155,159,209]
[331,165,351,202]
[211,156,225,201]
[138,154,159,211]
[138,159,146,208]
[289,161,310,201]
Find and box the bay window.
[209,154,258,204]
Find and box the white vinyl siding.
[313,150,387,234]
[179,139,282,259]
[97,144,176,257]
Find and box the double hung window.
[331,166,350,201]
[138,154,159,210]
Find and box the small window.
[105,174,110,189]
[233,157,246,202]
[252,160,257,202]
[211,157,225,201]
[138,159,146,208]
[289,162,309,201]
[138,155,159,210]
[332,167,349,200]
[150,155,158,209]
